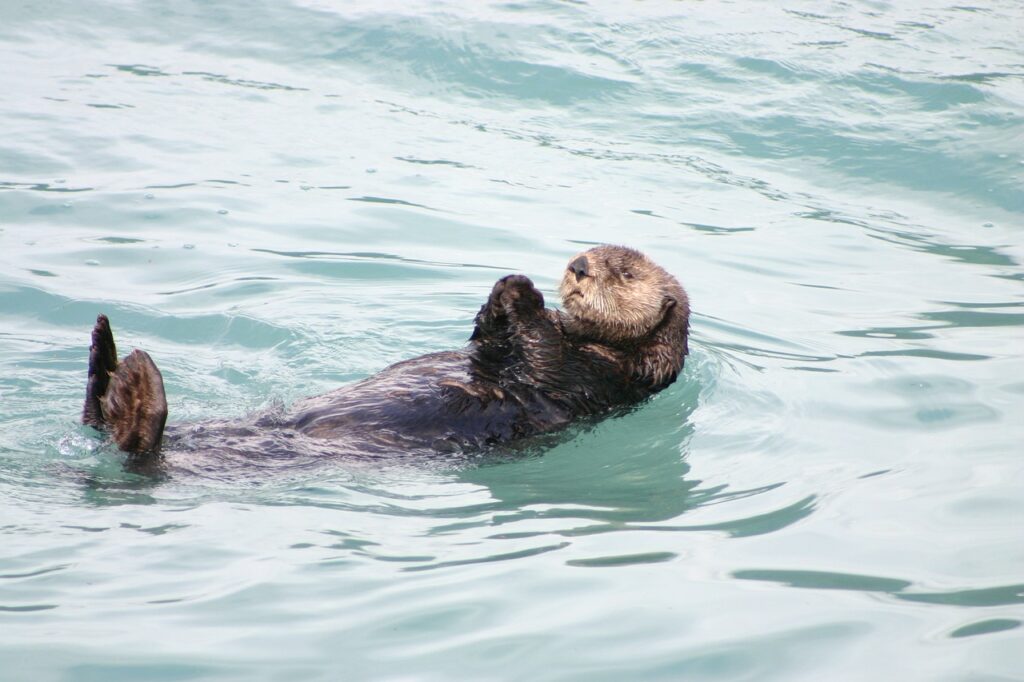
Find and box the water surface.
[2,1,1023,680]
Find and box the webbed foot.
[82,315,168,455]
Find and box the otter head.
[559,245,688,344]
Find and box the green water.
[2,1,1023,679]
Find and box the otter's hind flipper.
[83,314,117,428]
[104,349,168,454]
[82,315,168,454]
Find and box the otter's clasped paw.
[498,274,544,317]
[472,277,512,338]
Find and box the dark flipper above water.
[82,314,168,455]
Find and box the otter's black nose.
[569,256,589,282]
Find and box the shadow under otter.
[82,246,690,472]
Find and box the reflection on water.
[458,411,700,527]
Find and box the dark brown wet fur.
[82,246,688,465]
[83,314,167,455]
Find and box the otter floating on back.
[82,245,689,468]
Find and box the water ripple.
[735,569,1024,608]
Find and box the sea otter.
[82,245,689,465]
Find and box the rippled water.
[2,1,1023,679]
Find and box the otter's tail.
[82,314,168,455]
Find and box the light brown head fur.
[559,245,688,344]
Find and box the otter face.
[559,245,680,342]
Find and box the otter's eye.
[622,271,634,280]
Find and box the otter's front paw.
[499,274,544,317]
[485,276,511,311]
[472,277,512,338]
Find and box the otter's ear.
[661,296,677,315]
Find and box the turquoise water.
[2,0,1023,678]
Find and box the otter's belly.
[286,350,552,451]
